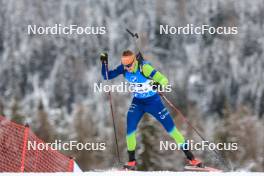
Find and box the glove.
[100,52,108,64]
[152,82,162,91]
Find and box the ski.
[105,167,136,171]
[184,165,222,172]
[122,165,137,171]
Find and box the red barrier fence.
[0,115,74,172]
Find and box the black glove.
[100,52,108,64]
[152,82,161,91]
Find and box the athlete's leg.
[126,98,144,162]
[145,95,200,163]
[144,95,185,145]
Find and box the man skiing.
[100,50,203,170]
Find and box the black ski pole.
[159,92,231,171]
[103,61,121,164]
[126,29,141,54]
[126,29,146,73]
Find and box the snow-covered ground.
[1,172,264,176]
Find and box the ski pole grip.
[126,29,138,38]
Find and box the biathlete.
[100,50,203,170]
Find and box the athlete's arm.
[142,64,168,86]
[101,63,125,80]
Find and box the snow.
[1,172,264,176]
[74,161,83,172]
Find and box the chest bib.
[125,67,157,99]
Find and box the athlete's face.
[121,55,135,72]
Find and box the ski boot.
[181,144,204,168]
[123,160,137,170]
[188,158,204,168]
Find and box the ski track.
[1,172,264,176]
